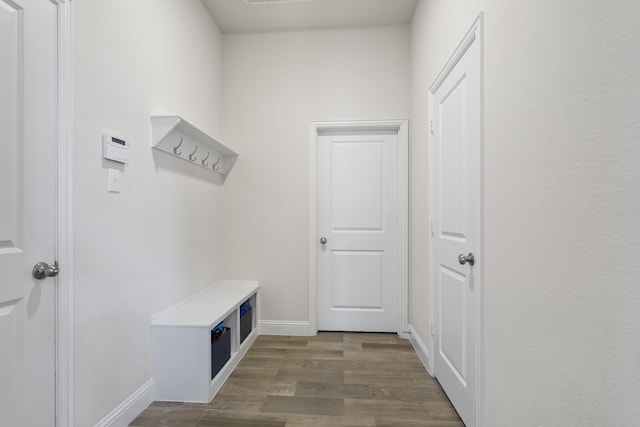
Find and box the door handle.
[319,237,327,245]
[458,253,475,266]
[32,261,59,280]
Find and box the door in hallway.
[0,0,58,425]
[317,127,399,332]
[430,17,484,427]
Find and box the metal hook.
[189,145,198,161]
[212,156,221,171]
[173,138,184,155]
[201,152,210,167]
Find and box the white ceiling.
[201,0,419,34]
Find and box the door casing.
[53,1,74,426]
[428,13,485,427]
[309,120,408,337]
[0,1,72,424]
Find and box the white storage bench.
[150,281,259,402]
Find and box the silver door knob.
[319,237,327,244]
[32,261,59,280]
[458,253,475,266]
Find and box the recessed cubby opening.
[239,294,256,344]
[210,312,234,380]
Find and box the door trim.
[428,14,485,427]
[309,120,408,337]
[53,1,74,426]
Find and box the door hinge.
[430,220,434,237]
[431,324,435,337]
[430,120,434,135]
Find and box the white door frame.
[52,1,74,425]
[309,120,408,337]
[428,14,485,427]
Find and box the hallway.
[131,333,463,426]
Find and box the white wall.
[219,26,411,324]
[73,1,224,425]
[71,0,640,424]
[411,0,640,425]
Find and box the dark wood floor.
[130,332,464,426]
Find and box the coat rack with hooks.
[151,116,238,176]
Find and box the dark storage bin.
[211,326,230,379]
[239,300,251,317]
[240,306,253,344]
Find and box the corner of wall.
[408,324,432,376]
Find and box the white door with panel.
[317,129,398,332]
[430,18,483,427]
[0,0,58,425]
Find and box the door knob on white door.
[458,253,475,266]
[32,261,59,280]
[319,237,327,244]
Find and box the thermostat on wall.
[102,133,130,164]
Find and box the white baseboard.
[408,324,433,376]
[259,320,312,336]
[94,379,155,427]
[398,331,411,340]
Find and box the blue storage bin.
[211,326,230,379]
[240,306,252,344]
[239,299,251,317]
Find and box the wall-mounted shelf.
[151,116,238,176]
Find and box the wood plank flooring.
[130,332,464,427]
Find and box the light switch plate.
[108,168,120,193]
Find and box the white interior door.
[430,18,483,427]
[0,1,58,425]
[317,128,399,332]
